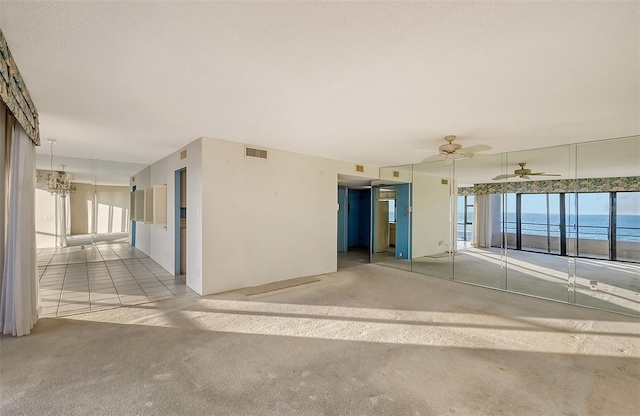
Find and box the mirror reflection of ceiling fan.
[422,135,492,165]
[492,163,561,180]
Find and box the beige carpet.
[381,247,640,317]
[1,264,638,415]
[238,276,321,296]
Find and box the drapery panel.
[472,194,492,248]
[0,120,40,336]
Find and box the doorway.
[337,185,371,269]
[371,183,411,270]
[174,168,187,276]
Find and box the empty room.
[0,2,638,415]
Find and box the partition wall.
[372,135,640,317]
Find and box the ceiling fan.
[422,135,492,165]
[492,163,561,180]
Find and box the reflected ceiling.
[35,154,147,186]
[417,136,640,187]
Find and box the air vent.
[245,147,268,159]
[356,164,364,172]
[180,150,187,160]
[441,179,448,185]
[393,171,400,178]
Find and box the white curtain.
[472,194,492,248]
[0,121,40,336]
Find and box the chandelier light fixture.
[45,138,76,195]
[38,138,76,248]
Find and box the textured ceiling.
[1,1,638,168]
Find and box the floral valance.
[0,28,39,145]
[459,176,640,196]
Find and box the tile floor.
[38,243,197,317]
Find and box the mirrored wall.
[35,150,147,264]
[374,135,640,317]
[371,165,413,271]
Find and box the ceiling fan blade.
[520,175,531,180]
[492,174,518,180]
[453,151,474,159]
[528,172,562,177]
[459,144,492,153]
[444,152,476,165]
[421,154,446,163]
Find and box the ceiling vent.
[356,164,364,172]
[245,147,268,159]
[180,150,187,160]
[393,171,400,178]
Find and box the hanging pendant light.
[45,139,76,195]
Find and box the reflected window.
[389,200,395,223]
[498,191,640,262]
[457,195,474,241]
[617,192,640,242]
[574,193,610,259]
[503,193,517,247]
[616,192,639,262]
[520,193,561,254]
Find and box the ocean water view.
[457,213,640,242]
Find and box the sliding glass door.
[520,193,561,254]
[575,192,610,259]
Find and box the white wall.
[379,166,412,183]
[35,189,57,248]
[184,140,203,294]
[70,183,130,235]
[199,137,378,295]
[412,172,451,258]
[70,183,91,235]
[149,139,202,294]
[95,185,130,233]
[131,139,203,294]
[131,166,151,254]
[135,136,377,296]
